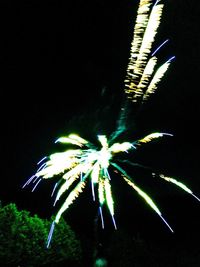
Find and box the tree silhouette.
[0,203,81,267]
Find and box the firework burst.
[23,0,199,247]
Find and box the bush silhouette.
[0,203,81,267]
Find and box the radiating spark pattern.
[23,0,200,248]
[24,132,199,247]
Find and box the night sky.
[1,0,200,258]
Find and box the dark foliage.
[0,203,82,267]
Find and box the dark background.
[0,0,199,261]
